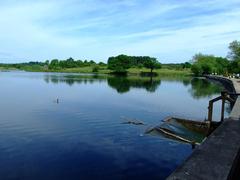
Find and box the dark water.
[0,72,227,180]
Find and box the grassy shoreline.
[0,66,192,76]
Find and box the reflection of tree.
[44,74,162,93]
[107,76,161,94]
[189,78,223,99]
[107,77,130,93]
[43,74,105,86]
[182,79,191,86]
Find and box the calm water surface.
[0,72,226,180]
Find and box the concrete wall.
[167,75,240,180]
[205,75,236,94]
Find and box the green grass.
[127,67,191,76]
[0,65,192,76]
[58,67,191,76]
[0,66,17,71]
[59,66,111,74]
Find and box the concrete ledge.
[167,119,240,180]
[205,75,240,120]
[205,75,236,94]
[168,76,240,179]
[230,97,240,120]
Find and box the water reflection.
[44,74,105,86]
[0,72,229,180]
[189,78,223,99]
[44,74,162,93]
[43,74,224,98]
[107,76,161,93]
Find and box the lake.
[0,72,227,180]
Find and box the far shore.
[0,66,192,76]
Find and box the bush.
[92,66,99,73]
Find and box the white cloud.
[0,0,239,63]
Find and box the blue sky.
[0,0,240,63]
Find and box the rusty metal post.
[220,91,227,122]
[208,101,213,123]
[208,94,225,124]
[221,98,225,122]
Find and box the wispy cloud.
[0,0,239,63]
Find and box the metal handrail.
[208,91,235,123]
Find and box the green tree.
[98,62,106,66]
[107,55,131,73]
[76,60,83,67]
[49,59,59,70]
[92,65,99,73]
[143,58,161,73]
[191,63,202,76]
[182,62,192,69]
[228,40,240,61]
[190,53,224,75]
[107,54,160,74]
[215,57,229,75]
[45,60,49,65]
[228,40,240,73]
[89,60,96,65]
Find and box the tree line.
[46,55,162,73]
[107,54,161,73]
[191,40,240,76]
[0,40,239,75]
[0,55,162,74]
[47,58,106,70]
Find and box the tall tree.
[228,40,240,73]
[228,40,240,61]
[143,58,161,73]
[107,55,131,73]
[190,53,229,75]
[49,59,59,70]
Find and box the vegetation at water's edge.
[0,56,191,76]
[190,40,240,76]
[0,40,239,76]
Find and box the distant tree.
[49,59,59,70]
[228,40,240,61]
[83,60,89,66]
[143,58,161,73]
[190,53,232,76]
[76,60,83,67]
[228,40,240,73]
[107,54,160,74]
[45,60,49,65]
[181,62,192,69]
[89,60,96,65]
[108,55,131,73]
[65,57,76,68]
[191,53,217,75]
[92,65,99,73]
[191,63,202,76]
[215,57,229,75]
[98,62,106,66]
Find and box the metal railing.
[207,91,239,123]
